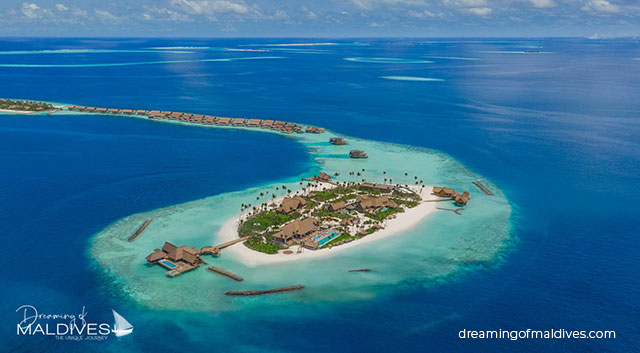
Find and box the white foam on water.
[381,76,445,82]
[345,57,433,64]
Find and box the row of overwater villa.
[64,105,326,134]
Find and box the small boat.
[348,269,371,272]
[112,309,133,337]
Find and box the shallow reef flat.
[89,119,512,312]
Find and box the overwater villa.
[145,242,205,277]
[432,186,455,197]
[349,150,368,159]
[455,191,471,206]
[305,126,325,133]
[306,172,334,183]
[432,186,471,206]
[232,118,247,126]
[330,137,348,145]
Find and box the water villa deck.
[225,285,305,296]
[432,186,471,206]
[146,242,205,277]
[64,104,324,135]
[127,219,152,242]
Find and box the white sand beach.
[217,183,441,267]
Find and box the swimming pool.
[160,259,178,269]
[315,230,340,247]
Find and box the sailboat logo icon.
[111,309,134,337]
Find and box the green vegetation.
[391,197,419,208]
[312,207,349,220]
[366,207,404,221]
[0,99,54,112]
[238,210,300,238]
[310,187,347,202]
[244,238,280,254]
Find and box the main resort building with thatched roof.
[146,242,205,277]
[272,217,318,244]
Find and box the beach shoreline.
[217,183,440,267]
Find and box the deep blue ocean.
[0,38,638,352]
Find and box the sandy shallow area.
[218,184,441,267]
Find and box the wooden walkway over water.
[128,219,152,242]
[436,207,464,215]
[424,197,453,202]
[208,266,243,281]
[200,236,251,256]
[472,181,493,195]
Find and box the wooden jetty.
[225,285,305,296]
[472,181,493,195]
[436,207,464,215]
[208,266,243,281]
[200,236,250,256]
[424,197,454,202]
[128,219,152,242]
[348,269,371,272]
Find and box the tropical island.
[0,98,56,114]
[239,174,421,253]
[233,171,472,258]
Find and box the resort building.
[455,191,471,206]
[272,217,318,244]
[432,186,455,197]
[356,196,398,212]
[306,126,324,133]
[361,183,394,191]
[278,196,307,214]
[349,150,368,159]
[247,118,262,127]
[330,137,348,145]
[145,242,204,277]
[216,117,232,125]
[328,200,347,212]
[232,118,247,126]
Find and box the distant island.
[0,98,55,114]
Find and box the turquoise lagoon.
[88,116,511,311]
